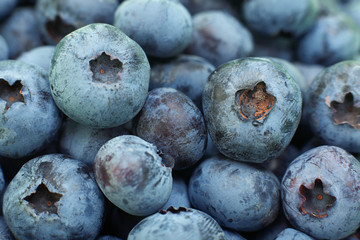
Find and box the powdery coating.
[203,57,302,163]
[114,0,192,58]
[188,156,280,232]
[94,135,173,216]
[17,46,56,73]
[0,35,9,61]
[135,87,207,170]
[296,12,360,66]
[242,0,319,36]
[281,146,360,239]
[2,154,105,240]
[0,60,62,159]
[128,207,225,240]
[306,61,360,152]
[35,0,119,44]
[275,228,314,240]
[187,11,253,67]
[49,23,150,128]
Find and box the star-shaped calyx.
[0,79,25,110]
[24,183,63,215]
[298,178,336,218]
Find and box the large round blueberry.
[203,57,302,163]
[2,154,105,240]
[0,60,62,159]
[306,60,360,152]
[114,0,193,58]
[94,135,173,216]
[17,45,55,73]
[281,145,360,239]
[188,156,280,232]
[128,207,225,240]
[49,23,150,128]
[134,87,207,170]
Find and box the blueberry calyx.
[298,178,336,218]
[23,183,63,215]
[45,15,76,43]
[325,92,360,129]
[0,79,25,110]
[89,52,123,84]
[235,81,276,124]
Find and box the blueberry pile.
[1,0,360,239]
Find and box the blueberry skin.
[222,229,246,240]
[186,11,253,67]
[203,57,302,163]
[0,60,62,159]
[188,156,280,232]
[0,0,17,20]
[281,146,360,239]
[17,45,55,73]
[0,216,14,240]
[94,135,173,216]
[242,0,319,36]
[2,154,105,240]
[160,175,191,210]
[275,228,314,240]
[0,7,43,58]
[0,36,9,61]
[135,87,207,170]
[178,0,238,16]
[128,207,226,240]
[35,0,119,44]
[114,0,193,58]
[305,61,360,152]
[150,54,215,110]
[296,12,360,66]
[49,23,150,128]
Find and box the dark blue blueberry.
[0,0,18,20]
[134,87,207,170]
[160,175,191,210]
[114,0,193,58]
[222,229,246,240]
[252,36,294,61]
[281,145,360,239]
[293,63,324,90]
[275,228,314,240]
[150,54,215,110]
[0,7,43,58]
[186,10,253,67]
[0,60,62,159]
[0,35,9,61]
[203,57,302,163]
[35,0,119,44]
[17,45,55,73]
[94,135,173,216]
[96,236,122,240]
[128,207,226,240]
[305,60,360,153]
[188,156,280,232]
[176,0,238,16]
[2,154,105,240]
[49,23,150,128]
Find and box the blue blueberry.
[281,145,360,239]
[275,228,314,240]
[186,10,253,67]
[94,135,173,216]
[222,229,246,240]
[114,0,192,58]
[96,236,122,240]
[293,63,324,90]
[305,60,360,153]
[203,57,302,163]
[2,154,105,240]
[134,87,207,170]
[17,45,55,73]
[127,207,226,240]
[49,23,150,128]
[35,0,119,44]
[160,175,191,210]
[188,156,280,232]
[0,60,62,159]
[252,36,294,61]
[0,216,14,240]
[176,0,238,16]
[0,0,18,20]
[0,36,9,61]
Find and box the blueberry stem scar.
[0,79,25,110]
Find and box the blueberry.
[186,10,253,67]
[0,216,14,240]
[305,60,360,152]
[252,36,294,61]
[134,87,207,170]
[160,175,191,210]
[94,135,173,216]
[0,60,62,159]
[35,0,119,44]
[293,63,324,90]
[0,0,17,20]
[96,236,122,240]
[281,145,360,239]
[0,35,9,61]
[49,23,150,128]
[222,229,247,240]
[17,45,55,73]
[114,0,193,58]
[177,0,238,16]
[188,156,280,232]
[203,57,302,163]
[127,207,226,240]
[275,228,314,240]
[2,154,105,240]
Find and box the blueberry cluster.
[1,0,360,239]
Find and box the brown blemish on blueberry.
[298,178,336,218]
[236,82,276,124]
[325,92,360,129]
[24,183,63,215]
[46,15,76,43]
[90,52,123,84]
[0,79,25,110]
